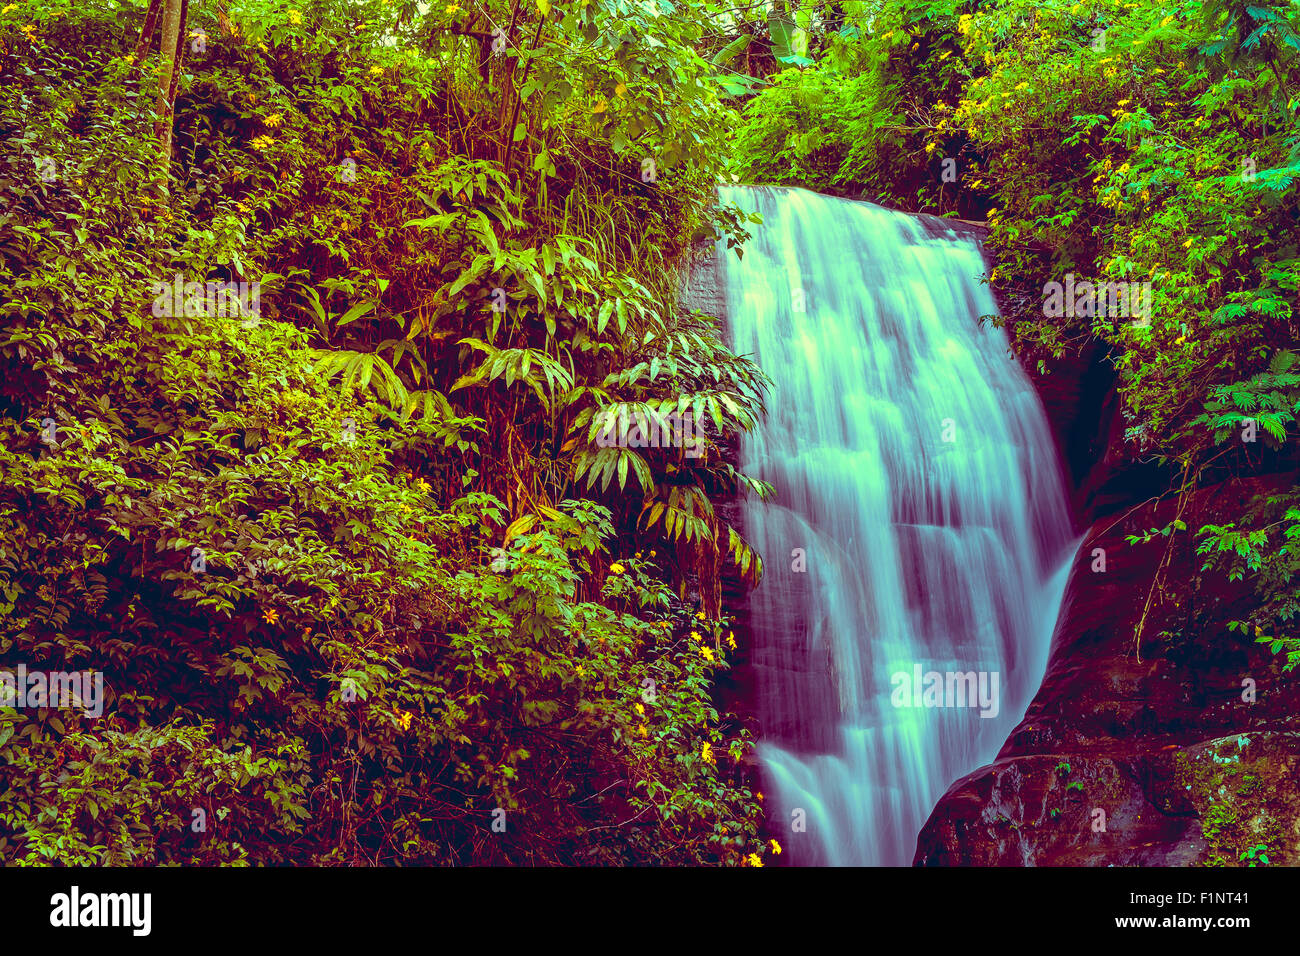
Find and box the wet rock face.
[915,477,1300,867]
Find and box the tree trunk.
[153,0,186,177]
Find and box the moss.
[1175,736,1286,866]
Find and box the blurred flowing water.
[719,185,1076,866]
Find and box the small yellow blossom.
[250,135,275,150]
[638,724,648,737]
[609,562,625,575]
[727,633,737,650]
[264,112,282,128]
[261,608,279,624]
[696,610,706,620]
[396,710,412,730]
[635,702,645,715]
[746,853,764,867]
[756,791,763,801]
[648,550,656,557]
[370,65,384,76]
[700,645,714,662]
[1,5,16,14]
[770,839,782,855]
[445,3,459,12]
[701,742,714,763]
[288,9,303,25]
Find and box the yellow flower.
[1,5,16,14]
[415,477,430,493]
[261,608,279,624]
[770,839,782,855]
[288,9,303,24]
[701,742,714,763]
[690,630,701,641]
[264,113,282,128]
[576,664,585,677]
[609,562,625,574]
[396,710,412,730]
[924,142,936,154]
[1117,99,1131,107]
[638,724,648,737]
[1183,238,1194,249]
[756,791,763,801]
[727,632,737,650]
[370,65,384,76]
[696,610,706,620]
[700,646,714,662]
[445,3,460,12]
[746,853,764,867]
[648,550,656,558]
[635,702,644,715]
[250,135,275,150]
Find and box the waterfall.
[719,185,1076,866]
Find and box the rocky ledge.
[915,476,1300,866]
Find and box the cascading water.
[719,185,1077,866]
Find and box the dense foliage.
[0,0,778,865]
